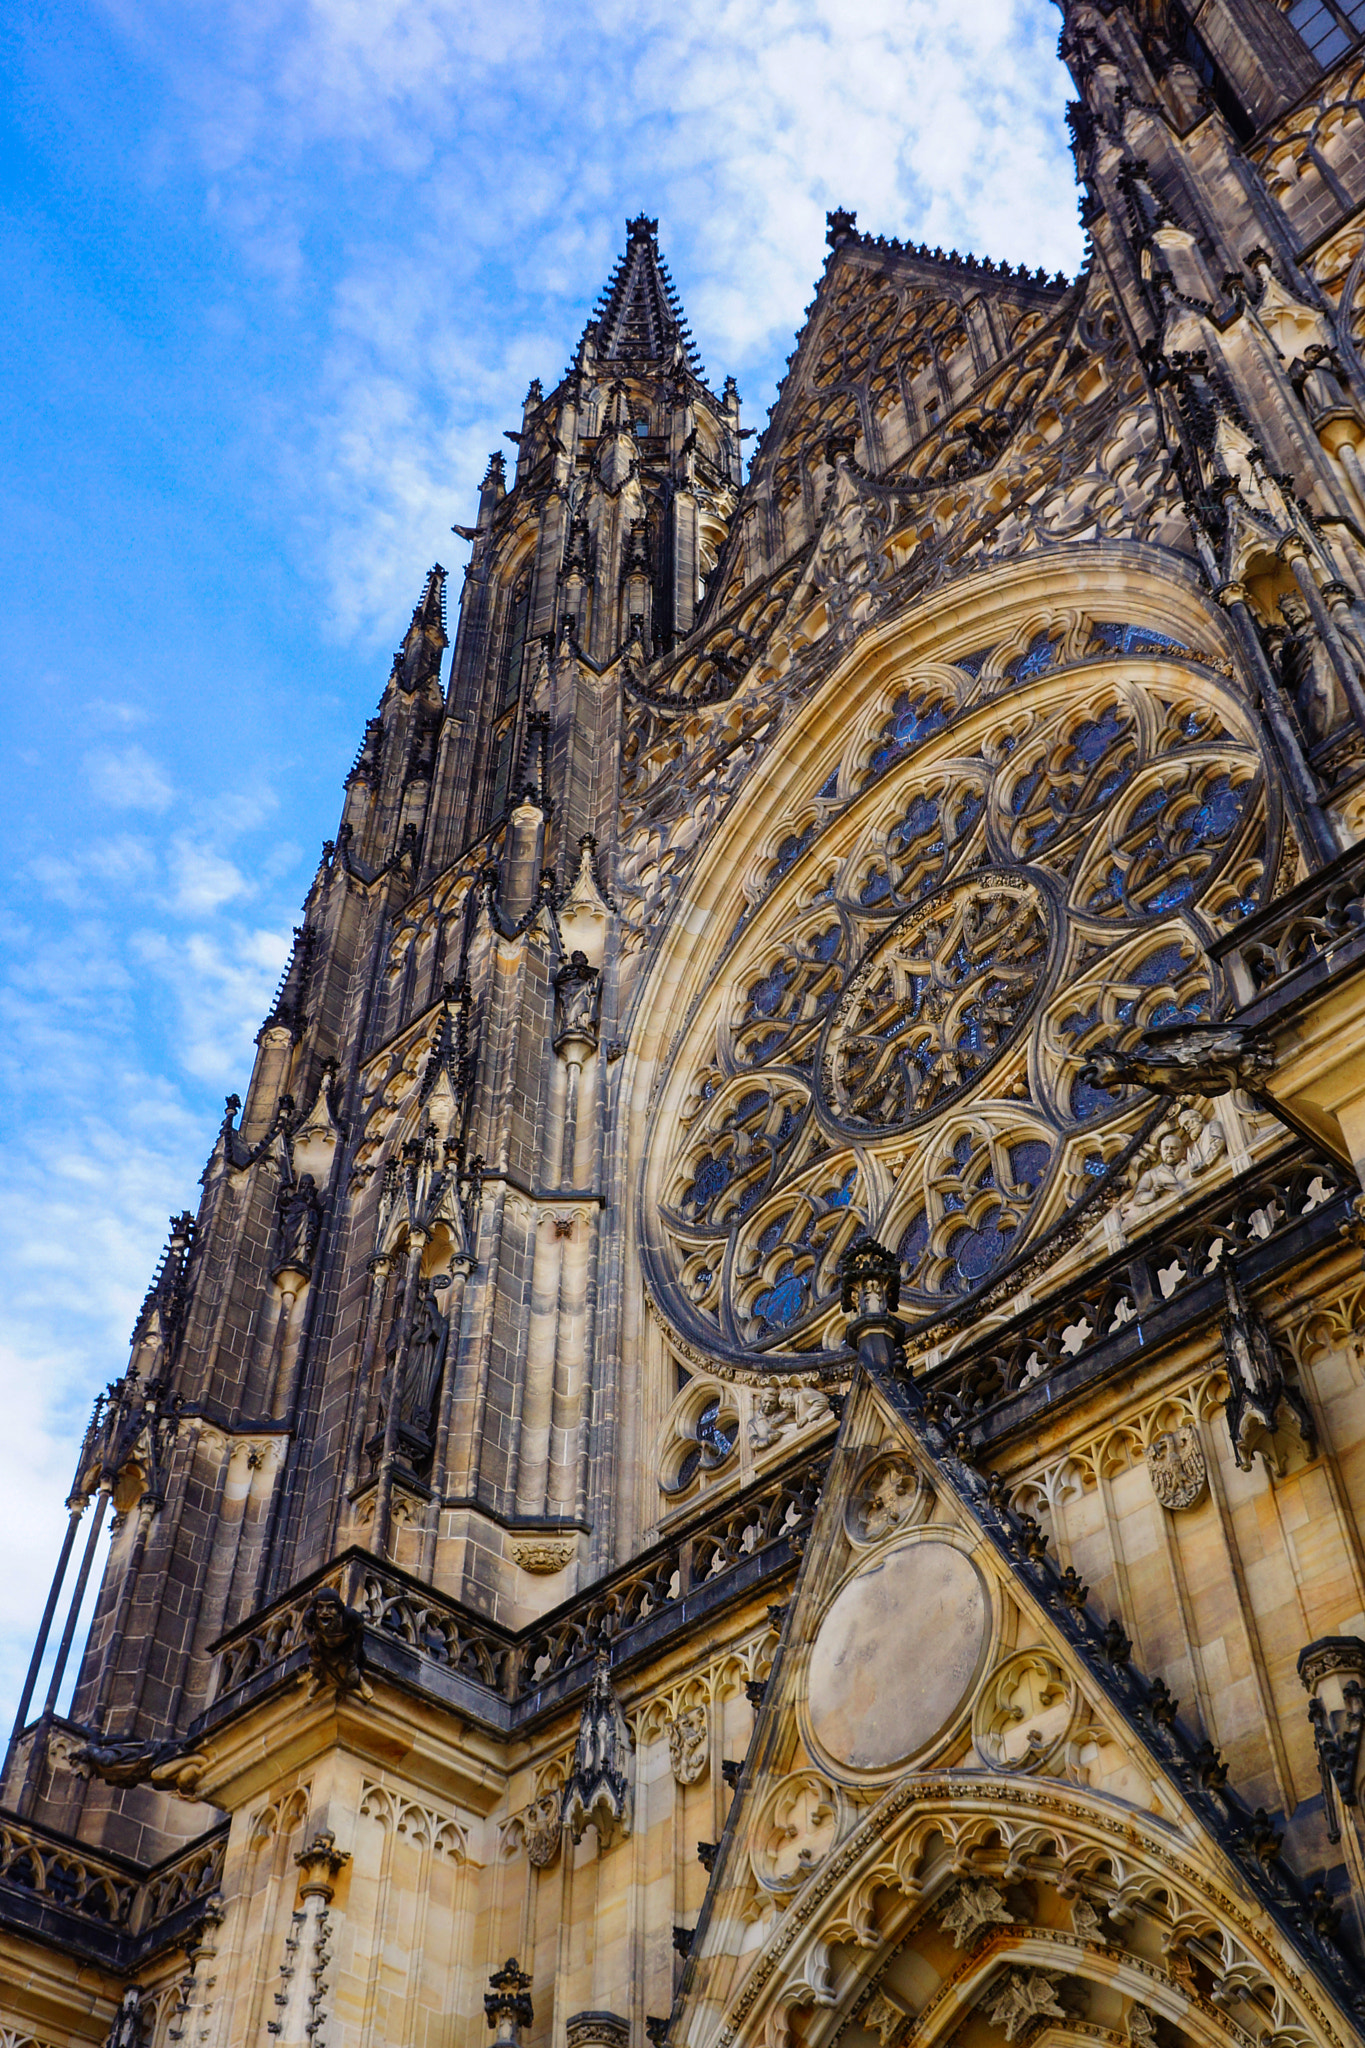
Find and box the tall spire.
[586,216,704,378]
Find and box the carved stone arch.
[688,1780,1352,2048]
[628,547,1263,1373]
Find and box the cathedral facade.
[13,3,1365,2044]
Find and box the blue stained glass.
[1083,1153,1107,1177]
[1072,1074,1119,1120]
[754,1264,807,1329]
[952,791,984,838]
[748,961,796,1017]
[1188,776,1244,844]
[1151,879,1195,910]
[1131,943,1188,986]
[1064,706,1124,768]
[735,1090,769,1124]
[822,1169,857,1208]
[948,1213,1016,1284]
[757,1217,786,1255]
[688,1156,731,1213]
[1007,633,1056,683]
[860,869,892,905]
[1092,621,1186,656]
[956,646,994,678]
[817,771,840,799]
[892,794,940,849]
[1008,1141,1050,1192]
[952,1134,973,1172]
[808,924,842,962]
[899,1212,930,1267]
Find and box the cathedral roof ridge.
[824,205,1072,292]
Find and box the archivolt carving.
[645,650,1267,1367]
[703,1777,1350,2048]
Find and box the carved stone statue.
[300,1587,373,1701]
[553,950,601,1053]
[1279,592,1347,742]
[274,1172,323,1282]
[394,1279,449,1451]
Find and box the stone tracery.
[647,641,1269,1365]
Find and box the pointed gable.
[748,213,1074,554]
[670,1366,1363,2048]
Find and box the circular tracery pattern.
[647,651,1272,1366]
[824,873,1050,1129]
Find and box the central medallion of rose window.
[822,872,1050,1130]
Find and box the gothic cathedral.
[16,4,1365,2045]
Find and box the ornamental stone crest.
[1145,1424,1207,1511]
[846,1452,923,1543]
[823,874,1050,1130]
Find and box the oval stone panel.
[808,1540,988,1770]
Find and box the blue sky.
[0,0,1083,1728]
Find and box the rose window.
[824,874,1050,1128]
[644,634,1271,1369]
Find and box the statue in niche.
[553,950,601,1053]
[1279,593,1347,742]
[274,1172,322,1282]
[381,1278,449,1469]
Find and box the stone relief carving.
[937,1878,1014,1947]
[511,1537,576,1575]
[751,1769,843,1898]
[523,1792,564,1869]
[666,1704,709,1785]
[748,1384,829,1452]
[845,1453,924,1544]
[1144,1425,1208,1511]
[979,1968,1069,2041]
[973,1650,1078,1772]
[1120,1102,1227,1227]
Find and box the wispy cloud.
[83,742,175,810]
[0,0,1083,1726]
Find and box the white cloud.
[170,836,250,913]
[83,742,175,811]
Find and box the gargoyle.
[70,1732,208,1798]
[1081,1020,1275,1098]
[300,1586,373,1700]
